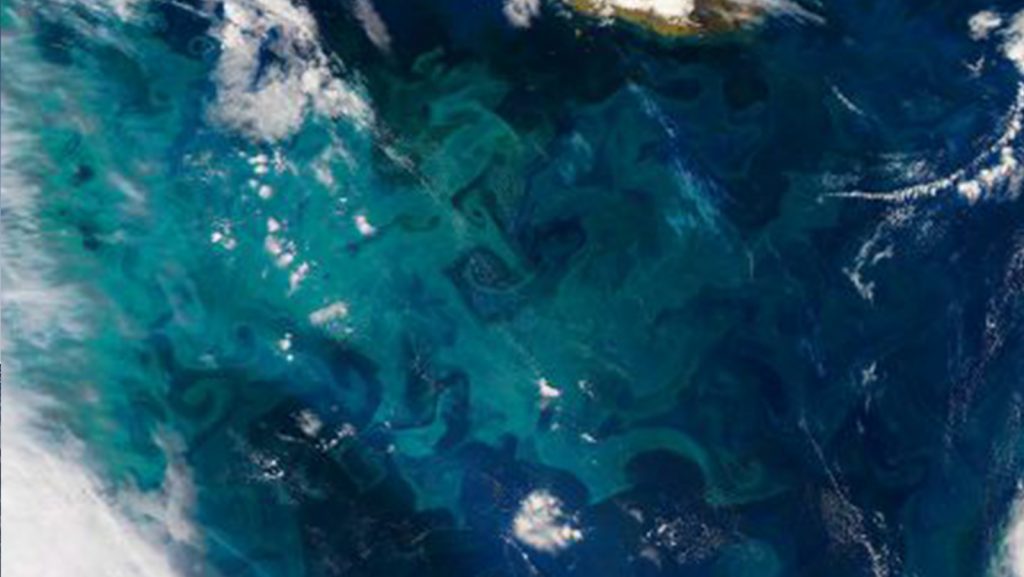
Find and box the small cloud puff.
[505,0,542,28]
[512,490,584,553]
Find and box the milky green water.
[3,1,1024,577]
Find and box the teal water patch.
[3,1,1024,577]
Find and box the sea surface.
[2,1,1024,576]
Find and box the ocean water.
[2,1,1024,576]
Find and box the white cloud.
[209,0,373,141]
[354,0,392,52]
[0,96,90,349]
[1,80,191,577]
[829,10,1024,204]
[505,0,542,28]
[995,488,1024,577]
[1005,10,1024,74]
[970,10,1003,41]
[512,490,584,553]
[1,391,188,577]
[309,300,349,326]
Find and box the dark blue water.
[2,1,1023,576]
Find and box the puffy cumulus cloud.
[970,10,1003,41]
[512,490,584,553]
[505,0,542,28]
[209,0,373,141]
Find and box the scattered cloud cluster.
[512,490,584,553]
[209,0,373,141]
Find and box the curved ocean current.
[2,1,1024,576]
